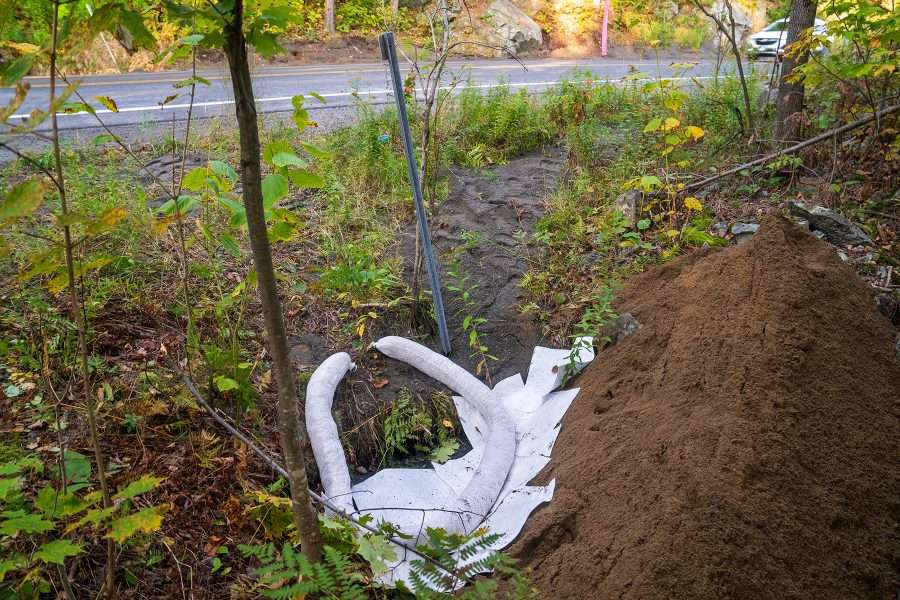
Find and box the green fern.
[239,543,368,600]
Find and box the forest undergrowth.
[1,7,898,594]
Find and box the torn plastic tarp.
[305,335,594,588]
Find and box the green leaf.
[286,168,324,189]
[357,534,398,576]
[639,175,662,192]
[636,218,652,230]
[0,457,43,476]
[0,179,45,223]
[0,513,55,535]
[3,384,22,398]
[0,555,26,582]
[34,540,83,565]
[299,141,328,159]
[173,76,211,89]
[261,174,288,209]
[114,475,164,501]
[209,161,237,184]
[309,92,327,104]
[267,220,297,243]
[181,167,209,191]
[247,29,282,59]
[263,140,293,167]
[34,488,88,518]
[643,117,662,133]
[67,506,116,532]
[179,34,205,46]
[218,233,241,258]
[118,9,155,49]
[105,506,166,543]
[91,134,115,146]
[429,438,459,464]
[0,54,35,86]
[0,477,21,501]
[55,211,86,227]
[214,376,239,392]
[59,451,91,485]
[271,152,305,168]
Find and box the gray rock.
[613,189,643,225]
[792,218,810,230]
[712,221,729,237]
[731,222,760,236]
[731,222,759,245]
[812,230,827,241]
[484,0,542,54]
[788,201,874,246]
[599,313,641,349]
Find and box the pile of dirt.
[512,215,900,599]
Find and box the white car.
[747,18,827,57]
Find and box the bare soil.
[512,215,900,599]
[301,147,567,471]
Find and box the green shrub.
[443,84,553,166]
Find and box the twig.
[683,103,900,192]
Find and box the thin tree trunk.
[775,0,818,141]
[325,0,336,33]
[49,2,116,597]
[391,0,400,21]
[691,0,755,136]
[222,0,323,563]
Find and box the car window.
[764,21,788,31]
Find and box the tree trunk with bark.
[775,0,818,141]
[222,0,323,563]
[325,0,336,33]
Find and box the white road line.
[10,76,717,120]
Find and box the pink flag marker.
[601,0,612,57]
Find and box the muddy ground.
[291,146,567,472]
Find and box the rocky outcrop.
[482,0,543,55]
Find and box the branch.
[683,103,900,192]
[0,142,62,190]
[59,74,180,202]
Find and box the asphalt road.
[2,56,740,133]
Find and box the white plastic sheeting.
[305,335,594,588]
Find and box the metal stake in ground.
[379,31,452,356]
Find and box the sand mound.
[512,215,900,599]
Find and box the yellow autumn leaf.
[873,63,896,77]
[662,117,681,131]
[683,125,705,140]
[684,196,703,211]
[105,505,168,543]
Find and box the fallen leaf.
[372,378,389,390]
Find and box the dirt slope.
[512,215,900,599]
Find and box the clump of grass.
[443,83,553,166]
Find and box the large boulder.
[483,0,543,55]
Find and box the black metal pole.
[379,31,452,355]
